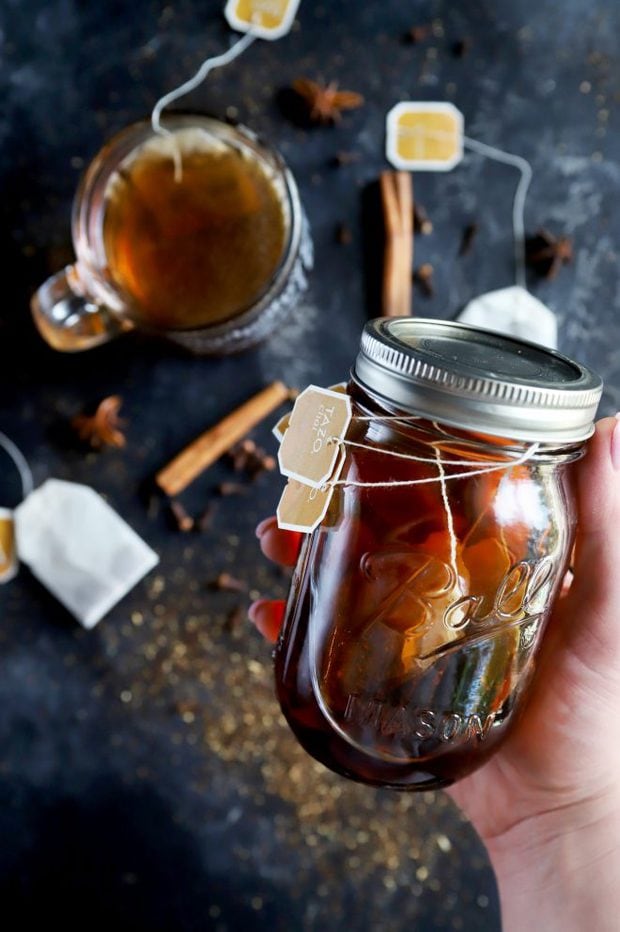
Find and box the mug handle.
[31,265,134,352]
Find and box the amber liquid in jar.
[275,382,579,789]
[103,128,287,331]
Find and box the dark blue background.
[1,1,618,929]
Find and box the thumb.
[558,415,620,673]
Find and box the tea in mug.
[103,128,288,331]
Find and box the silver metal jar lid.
[353,318,603,443]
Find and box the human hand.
[251,417,620,931]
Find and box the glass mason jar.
[275,318,602,790]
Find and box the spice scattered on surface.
[526,229,574,278]
[336,222,353,245]
[406,25,430,44]
[452,38,471,58]
[211,572,247,593]
[196,502,217,532]
[169,499,194,533]
[217,481,247,497]
[330,150,360,167]
[225,604,246,637]
[414,263,435,296]
[413,204,433,235]
[459,222,479,256]
[71,395,126,449]
[292,78,364,125]
[228,440,276,479]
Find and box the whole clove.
[196,502,217,532]
[217,481,247,497]
[169,500,194,532]
[452,38,471,58]
[211,572,247,593]
[330,150,360,168]
[459,222,479,256]
[406,25,430,44]
[225,604,246,637]
[413,204,433,235]
[336,222,353,245]
[414,263,435,297]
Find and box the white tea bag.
[458,285,558,349]
[15,479,158,629]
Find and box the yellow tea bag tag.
[225,0,301,40]
[277,446,346,533]
[278,385,352,488]
[0,507,18,584]
[272,382,347,443]
[386,102,464,171]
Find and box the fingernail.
[612,414,620,471]
[256,516,276,539]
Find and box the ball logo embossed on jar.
[274,319,602,790]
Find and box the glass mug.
[32,114,312,354]
[275,319,603,790]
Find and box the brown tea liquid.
[275,401,566,790]
[103,129,288,330]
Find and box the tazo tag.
[278,385,352,488]
[386,102,464,172]
[272,382,347,443]
[277,446,346,533]
[276,385,351,533]
[225,0,301,40]
[0,508,18,584]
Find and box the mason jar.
[275,318,602,790]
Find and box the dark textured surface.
[1,1,618,929]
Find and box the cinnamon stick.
[380,171,414,317]
[156,381,289,497]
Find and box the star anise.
[72,395,127,449]
[292,78,364,125]
[525,229,574,279]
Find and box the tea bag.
[459,285,558,349]
[15,479,158,629]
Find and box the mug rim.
[71,112,303,335]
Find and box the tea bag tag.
[0,508,18,584]
[225,0,301,40]
[278,385,352,488]
[14,479,159,629]
[386,102,464,171]
[277,446,346,533]
[272,382,347,443]
[458,285,558,349]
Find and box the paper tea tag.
[458,285,558,349]
[386,102,464,171]
[277,446,346,533]
[225,0,301,40]
[278,385,352,488]
[15,479,159,629]
[0,508,18,584]
[272,382,347,443]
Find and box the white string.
[151,29,257,180]
[434,447,459,581]
[463,135,533,289]
[0,431,34,501]
[332,442,540,489]
[337,435,530,469]
[353,413,422,423]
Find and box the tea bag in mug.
[15,479,158,629]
